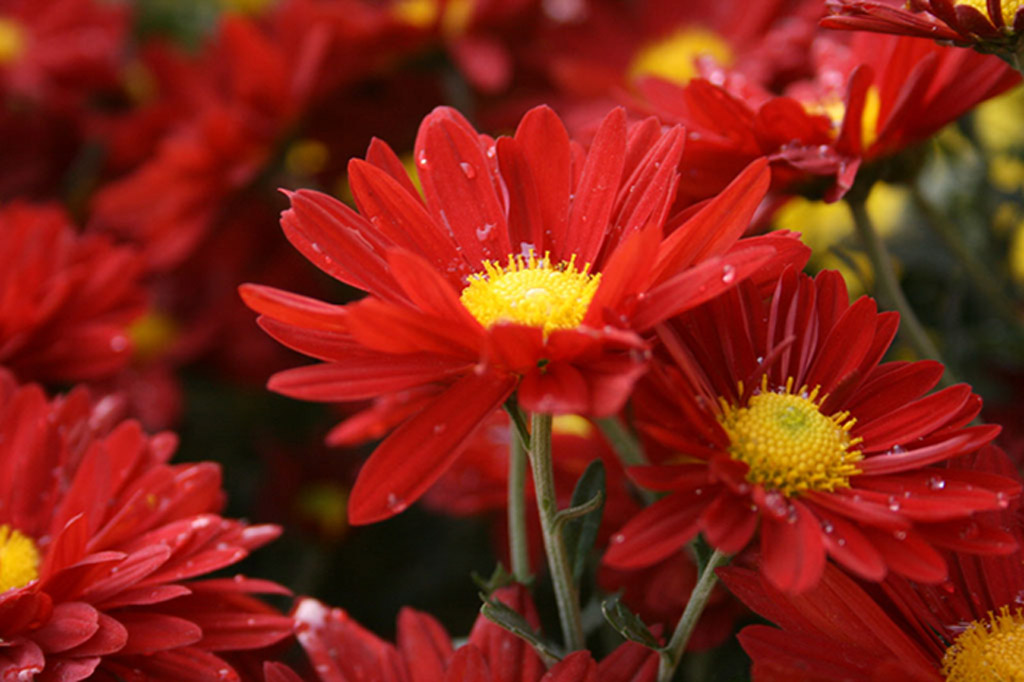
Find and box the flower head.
[0,372,292,680]
[0,202,147,383]
[638,32,1018,203]
[824,0,1024,61]
[292,584,658,681]
[603,269,1018,593]
[721,446,1024,680]
[242,104,807,524]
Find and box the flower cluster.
[4,0,1024,680]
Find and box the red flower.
[242,104,806,525]
[603,268,1017,593]
[534,0,821,99]
[823,0,1024,56]
[720,446,1024,681]
[292,584,658,681]
[89,12,330,272]
[0,202,147,384]
[637,32,1018,203]
[0,0,127,106]
[0,372,292,681]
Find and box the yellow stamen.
[0,524,40,593]
[718,376,863,497]
[459,252,601,336]
[129,311,178,362]
[955,0,1024,27]
[0,18,26,65]
[285,139,329,178]
[391,0,473,35]
[629,27,733,85]
[803,86,881,151]
[220,0,277,15]
[943,606,1024,682]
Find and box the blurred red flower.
[0,0,127,106]
[0,372,292,681]
[637,32,1018,203]
[242,103,807,524]
[0,202,146,384]
[292,584,658,681]
[604,269,1017,593]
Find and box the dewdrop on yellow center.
[943,606,1024,682]
[460,252,601,336]
[0,524,40,593]
[718,376,864,496]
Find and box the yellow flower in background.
[772,181,909,297]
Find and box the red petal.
[856,385,972,452]
[117,613,203,655]
[444,646,493,682]
[397,608,453,682]
[31,602,100,654]
[468,584,544,682]
[415,108,511,264]
[631,246,775,330]
[652,158,770,281]
[603,493,704,569]
[558,108,627,265]
[861,526,947,583]
[700,492,759,554]
[348,370,516,524]
[541,652,597,682]
[239,284,348,331]
[759,500,826,593]
[269,355,469,402]
[349,160,468,285]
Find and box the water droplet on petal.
[721,264,736,283]
[433,423,447,435]
[460,161,477,179]
[927,476,946,490]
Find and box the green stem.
[527,412,585,651]
[847,195,955,384]
[908,182,1024,335]
[595,417,648,467]
[657,548,731,682]
[507,430,531,583]
[595,417,657,505]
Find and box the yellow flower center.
[0,524,40,593]
[943,607,1024,682]
[0,18,26,65]
[629,28,733,85]
[955,0,1024,27]
[718,377,863,497]
[459,252,601,336]
[391,0,473,35]
[804,86,881,151]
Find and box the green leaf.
[601,595,661,651]
[562,459,606,584]
[471,563,516,595]
[479,594,561,666]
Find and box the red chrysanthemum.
[0,0,127,106]
[292,584,658,681]
[824,0,1024,57]
[603,268,1018,593]
[89,12,330,272]
[0,372,293,681]
[0,201,147,384]
[241,104,807,525]
[635,31,1018,203]
[720,446,1024,681]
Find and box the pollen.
[0,524,40,593]
[630,28,734,85]
[459,252,601,336]
[955,0,1024,27]
[0,18,26,65]
[942,606,1024,682]
[718,376,863,497]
